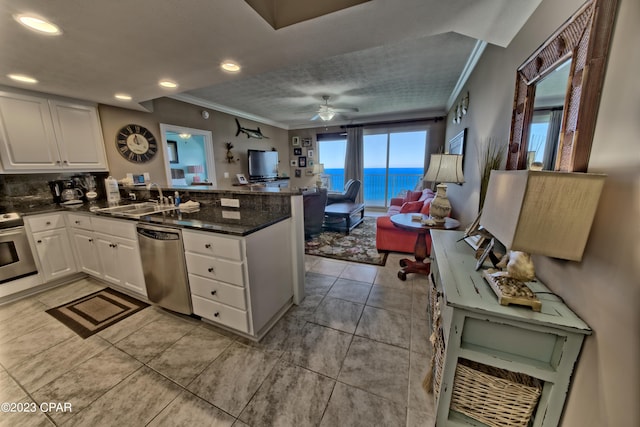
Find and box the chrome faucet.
[148,183,164,204]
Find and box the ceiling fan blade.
[332,107,359,113]
[310,114,321,121]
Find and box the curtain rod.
[340,116,445,128]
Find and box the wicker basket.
[450,359,543,427]
[432,325,445,399]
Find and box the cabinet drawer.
[189,274,247,310]
[27,213,65,232]
[67,213,93,230]
[192,295,249,333]
[185,252,244,286]
[183,230,243,261]
[92,216,136,239]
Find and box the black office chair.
[326,179,361,205]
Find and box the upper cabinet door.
[49,100,107,170]
[0,91,61,170]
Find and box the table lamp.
[480,170,606,309]
[187,165,204,183]
[423,154,464,224]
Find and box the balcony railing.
[324,171,423,207]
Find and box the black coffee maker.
[48,179,72,204]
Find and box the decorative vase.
[430,184,451,224]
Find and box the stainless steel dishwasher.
[136,223,192,315]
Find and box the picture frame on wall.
[293,148,302,155]
[167,140,179,164]
[302,138,312,147]
[290,159,297,167]
[292,136,300,146]
[305,169,314,176]
[447,128,467,174]
[295,169,301,177]
[307,149,314,158]
[298,156,307,167]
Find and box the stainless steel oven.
[0,213,37,284]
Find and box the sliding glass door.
[364,130,427,207]
[317,128,427,206]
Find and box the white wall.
[446,0,639,425]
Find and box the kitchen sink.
[95,202,178,218]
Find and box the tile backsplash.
[0,172,109,210]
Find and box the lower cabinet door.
[70,229,102,278]
[33,229,77,282]
[191,295,249,333]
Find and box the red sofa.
[376,189,435,254]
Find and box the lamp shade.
[313,163,325,174]
[480,170,606,261]
[187,165,204,174]
[424,154,464,183]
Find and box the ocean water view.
[324,167,424,206]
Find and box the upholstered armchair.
[326,179,361,205]
[303,188,328,239]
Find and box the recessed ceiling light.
[114,93,132,101]
[8,74,38,84]
[159,80,178,89]
[14,14,62,35]
[221,61,241,72]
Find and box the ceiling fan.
[311,95,359,121]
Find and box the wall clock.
[116,124,158,163]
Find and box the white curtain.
[344,126,364,203]
[544,109,563,168]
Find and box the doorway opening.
[159,124,216,187]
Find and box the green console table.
[429,230,591,427]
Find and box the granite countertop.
[12,201,290,237]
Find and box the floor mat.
[46,288,149,339]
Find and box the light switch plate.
[220,198,240,207]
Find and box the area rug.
[46,288,149,339]
[305,216,388,266]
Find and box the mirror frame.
[507,0,618,172]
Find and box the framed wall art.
[294,169,301,177]
[307,149,314,158]
[448,128,467,156]
[293,148,302,155]
[167,140,179,164]
[298,156,307,167]
[302,138,312,147]
[292,136,300,146]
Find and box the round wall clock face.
[116,124,158,163]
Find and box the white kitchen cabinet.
[25,214,77,283]
[67,213,102,278]
[70,229,102,277]
[0,90,107,172]
[183,219,293,338]
[92,217,146,297]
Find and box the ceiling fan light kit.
[318,110,336,121]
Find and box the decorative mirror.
[507,0,618,172]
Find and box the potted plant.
[478,137,506,209]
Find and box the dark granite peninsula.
[0,177,306,340]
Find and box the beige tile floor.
[0,252,436,427]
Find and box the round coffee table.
[390,214,460,280]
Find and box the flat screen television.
[247,149,278,181]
